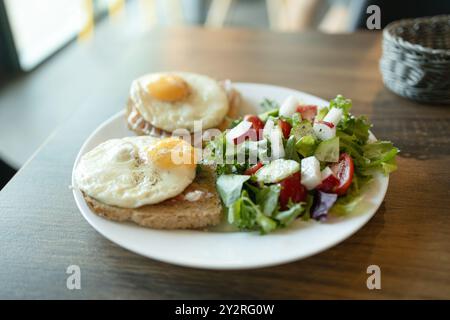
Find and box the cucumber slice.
[255,159,300,184]
[314,137,340,162]
[296,135,317,157]
[291,120,314,140]
[259,108,279,122]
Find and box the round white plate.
[72,83,388,270]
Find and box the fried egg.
[129,72,229,132]
[75,136,197,208]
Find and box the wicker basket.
[380,15,450,104]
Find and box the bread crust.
[83,165,223,229]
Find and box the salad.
[206,95,398,234]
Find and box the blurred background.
[0,0,449,189]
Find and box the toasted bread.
[83,165,223,229]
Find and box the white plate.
[72,83,388,270]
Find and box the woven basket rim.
[383,15,450,57]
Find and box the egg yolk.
[147,75,189,102]
[148,137,199,169]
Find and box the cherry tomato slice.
[244,162,263,175]
[279,172,307,210]
[317,174,340,193]
[331,153,354,195]
[278,119,292,139]
[296,105,318,121]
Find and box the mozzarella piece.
[323,107,343,126]
[313,122,336,141]
[321,166,334,180]
[279,96,299,117]
[301,156,321,190]
[269,127,285,160]
[255,159,300,184]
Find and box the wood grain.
[0,27,449,299]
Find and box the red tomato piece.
[243,114,264,140]
[278,119,292,139]
[296,105,318,121]
[244,162,263,175]
[331,153,354,195]
[316,120,334,128]
[317,174,340,193]
[279,172,307,210]
[232,115,264,144]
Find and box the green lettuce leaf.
[260,98,279,111]
[361,141,399,175]
[329,94,352,120]
[339,116,371,144]
[216,174,250,206]
[274,203,306,226]
[256,184,281,216]
[330,194,363,216]
[316,107,329,121]
[330,174,370,215]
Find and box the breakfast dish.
[74,136,222,229]
[208,94,398,234]
[72,83,394,269]
[126,72,240,137]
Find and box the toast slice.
[83,165,223,230]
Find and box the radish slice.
[226,120,252,143]
[323,108,343,126]
[301,156,321,190]
[321,166,334,180]
[279,96,299,117]
[269,128,285,160]
[313,121,336,141]
[263,119,275,139]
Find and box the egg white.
[129,72,229,132]
[75,136,196,208]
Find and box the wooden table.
[0,27,449,299]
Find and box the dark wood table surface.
[0,27,449,299]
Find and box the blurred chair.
[350,0,450,30]
[205,0,324,30]
[205,0,350,32]
[205,0,450,32]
